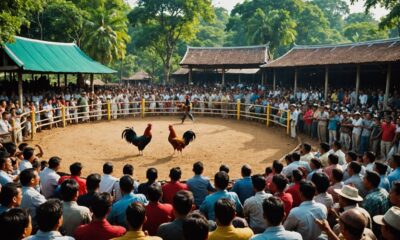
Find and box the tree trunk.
[163,51,172,85]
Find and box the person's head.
[169,167,182,181]
[193,161,204,175]
[312,172,330,194]
[219,164,230,173]
[348,161,362,176]
[292,169,303,183]
[214,171,229,190]
[122,164,134,176]
[319,142,330,154]
[86,173,101,192]
[18,143,28,152]
[126,202,146,231]
[310,158,322,170]
[291,152,300,162]
[19,168,39,187]
[389,181,400,207]
[91,192,112,219]
[40,161,48,171]
[374,206,400,240]
[270,174,288,194]
[328,154,339,165]
[252,174,266,192]
[0,152,12,172]
[374,161,388,175]
[214,198,236,226]
[147,183,162,202]
[31,159,40,173]
[0,208,32,240]
[48,156,61,171]
[146,167,158,182]
[299,181,316,201]
[285,154,293,164]
[331,168,344,183]
[173,190,194,217]
[0,182,22,208]
[332,140,342,151]
[241,164,252,177]
[265,167,272,176]
[69,162,83,176]
[301,143,311,154]
[2,142,17,157]
[60,179,79,202]
[385,115,392,124]
[363,151,376,165]
[339,208,368,240]
[390,154,400,169]
[272,160,283,174]
[335,185,363,208]
[263,196,285,226]
[182,212,209,240]
[102,162,113,175]
[346,151,358,163]
[22,147,34,161]
[119,175,134,195]
[363,170,381,191]
[36,199,63,232]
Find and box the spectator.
[362,170,390,218]
[363,151,376,171]
[0,208,32,240]
[243,174,272,233]
[39,156,61,198]
[351,112,363,153]
[307,158,323,180]
[157,190,194,240]
[162,167,188,204]
[113,164,139,201]
[324,154,342,180]
[373,206,400,240]
[18,147,35,172]
[318,142,330,167]
[143,183,174,235]
[374,161,390,192]
[370,116,382,156]
[312,172,334,209]
[388,154,400,186]
[58,162,87,196]
[286,169,304,208]
[299,143,314,163]
[25,199,73,240]
[331,141,346,165]
[270,174,293,216]
[99,162,118,194]
[360,113,373,154]
[182,212,209,240]
[187,161,214,208]
[381,116,396,160]
[340,111,353,151]
[77,173,101,209]
[0,150,13,186]
[389,181,400,207]
[328,110,340,145]
[282,153,309,178]
[284,181,328,240]
[265,160,283,189]
[0,182,22,214]
[200,171,242,221]
[231,164,254,204]
[327,169,344,201]
[344,161,367,197]
[343,151,358,180]
[317,106,329,143]
[74,192,126,240]
[60,179,92,236]
[108,175,148,228]
[138,167,160,196]
[250,197,302,240]
[208,198,253,240]
[219,164,230,173]
[20,168,46,228]
[112,202,161,240]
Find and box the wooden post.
[57,74,60,87]
[18,71,23,106]
[355,64,360,105]
[107,100,111,121]
[189,67,192,85]
[61,105,66,128]
[384,63,392,109]
[141,98,145,118]
[324,66,329,102]
[221,68,225,85]
[286,110,291,135]
[266,104,271,127]
[294,68,298,95]
[11,118,16,143]
[236,99,241,120]
[31,109,36,140]
[64,74,67,88]
[273,69,276,91]
[90,74,94,92]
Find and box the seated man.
[99,162,118,194]
[77,173,101,209]
[251,197,302,240]
[39,156,61,198]
[138,168,160,196]
[231,164,254,204]
[0,208,32,240]
[0,182,22,214]
[58,162,87,196]
[187,161,215,208]
[182,212,209,240]
[373,206,400,240]
[208,198,253,240]
[162,167,188,204]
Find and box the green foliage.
[344,21,389,42]
[312,0,349,30]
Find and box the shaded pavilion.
[121,70,151,85]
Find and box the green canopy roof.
[3,36,116,74]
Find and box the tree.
[312,0,349,30]
[0,0,43,43]
[129,0,215,84]
[344,22,389,42]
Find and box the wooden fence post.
[266,104,271,127]
[236,99,241,120]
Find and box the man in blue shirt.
[200,171,242,221]
[388,154,400,187]
[231,164,254,204]
[108,175,148,228]
[0,150,13,186]
[187,161,214,208]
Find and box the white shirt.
[282,161,311,178]
[314,192,334,209]
[243,191,272,231]
[290,110,299,125]
[300,152,315,164]
[352,118,363,135]
[21,186,46,226]
[19,159,33,172]
[39,167,60,198]
[250,225,303,240]
[0,119,11,134]
[99,174,118,193]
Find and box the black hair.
[182,212,209,240]
[292,169,303,182]
[349,161,362,174]
[18,143,28,152]
[147,183,162,202]
[214,198,236,226]
[272,174,288,191]
[123,164,134,175]
[347,151,358,161]
[374,162,388,175]
[32,159,40,170]
[333,140,342,149]
[0,182,21,207]
[193,161,204,175]
[303,143,311,153]
[265,167,272,175]
[0,208,30,240]
[2,142,17,156]
[22,147,34,160]
[252,174,266,192]
[119,175,134,194]
[40,161,48,171]
[365,151,376,163]
[310,158,322,169]
[173,190,194,216]
[291,152,300,161]
[169,167,182,181]
[392,181,400,195]
[365,171,381,188]
[320,142,330,153]
[146,167,158,182]
[48,156,61,169]
[60,179,79,202]
[103,162,113,174]
[126,202,146,230]
[328,154,339,165]
[272,160,283,173]
[263,197,285,226]
[392,154,400,166]
[69,162,83,176]
[300,181,316,200]
[332,169,344,182]
[219,164,230,173]
[19,168,36,186]
[86,173,101,191]
[241,165,252,177]
[214,171,229,190]
[312,173,330,193]
[36,199,63,232]
[91,192,112,218]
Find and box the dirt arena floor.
[31,117,298,181]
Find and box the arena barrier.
[8,100,290,143]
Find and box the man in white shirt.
[289,104,298,138]
[0,111,12,142]
[344,162,367,198]
[351,112,363,153]
[99,162,118,194]
[299,143,314,164]
[19,147,35,172]
[317,106,329,143]
[40,156,61,198]
[282,152,311,178]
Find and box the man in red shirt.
[270,174,293,217]
[285,169,304,208]
[144,183,174,235]
[162,167,188,204]
[381,116,396,160]
[58,162,87,196]
[74,192,126,240]
[303,105,314,136]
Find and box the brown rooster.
[168,125,196,153]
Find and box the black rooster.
[122,123,152,155]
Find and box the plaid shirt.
[363,188,390,217]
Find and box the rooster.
[168,125,196,153]
[122,123,152,155]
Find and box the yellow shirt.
[111,230,162,240]
[208,225,253,240]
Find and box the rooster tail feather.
[122,127,138,144]
[183,130,196,146]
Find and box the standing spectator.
[312,172,334,209]
[113,164,140,201]
[25,199,74,240]
[351,112,363,153]
[0,150,13,186]
[162,167,188,204]
[328,110,340,145]
[303,105,313,136]
[243,175,272,233]
[0,182,22,214]
[182,212,209,240]
[77,173,101,209]
[284,181,328,240]
[373,206,400,240]
[374,161,390,192]
[208,199,253,240]
[39,156,61,198]
[58,162,87,196]
[231,164,254,204]
[250,197,302,240]
[389,181,400,207]
[388,154,400,186]
[270,174,293,216]
[360,113,373,154]
[362,171,390,218]
[138,168,160,196]
[344,161,367,197]
[60,179,92,236]
[317,106,329,143]
[18,147,35,172]
[74,193,126,240]
[0,208,32,240]
[370,116,382,156]
[157,190,194,240]
[99,162,118,194]
[289,104,298,138]
[143,183,174,236]
[187,161,214,208]
[340,111,353,151]
[381,116,396,160]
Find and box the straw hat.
[354,111,361,115]
[373,207,400,231]
[334,185,363,202]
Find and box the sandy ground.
[31,117,297,181]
